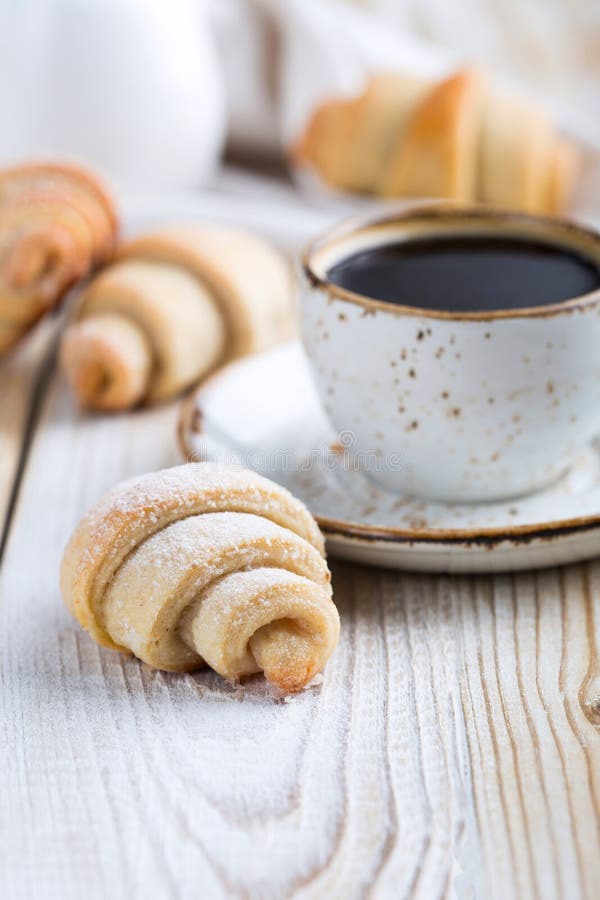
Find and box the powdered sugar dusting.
[64,463,336,690]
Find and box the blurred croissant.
[0,162,118,355]
[293,68,579,215]
[60,463,339,693]
[60,225,295,411]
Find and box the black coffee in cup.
[326,234,600,312]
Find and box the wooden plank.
[2,352,599,898]
[1,175,600,897]
[0,316,57,537]
[0,362,471,897]
[458,565,600,899]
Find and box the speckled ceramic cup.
[299,204,600,503]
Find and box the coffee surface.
[326,235,600,312]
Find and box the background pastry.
[0,161,118,355]
[379,69,483,202]
[60,463,339,693]
[293,67,579,215]
[60,224,295,411]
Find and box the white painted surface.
[1,173,600,898]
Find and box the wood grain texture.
[2,356,599,899]
[459,566,600,900]
[0,317,58,537]
[1,174,600,898]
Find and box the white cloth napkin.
[210,0,600,222]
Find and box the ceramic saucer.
[178,341,600,573]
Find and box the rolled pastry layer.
[0,161,118,354]
[60,225,296,410]
[293,67,579,215]
[60,463,338,693]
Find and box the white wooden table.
[1,173,600,900]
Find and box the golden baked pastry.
[293,67,579,215]
[0,161,118,355]
[544,137,580,215]
[381,69,483,201]
[294,73,429,195]
[60,463,339,693]
[60,225,295,410]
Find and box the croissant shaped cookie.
[0,162,118,355]
[60,464,339,693]
[60,225,295,410]
[293,68,579,215]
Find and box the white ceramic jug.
[0,0,226,189]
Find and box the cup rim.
[301,201,600,321]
